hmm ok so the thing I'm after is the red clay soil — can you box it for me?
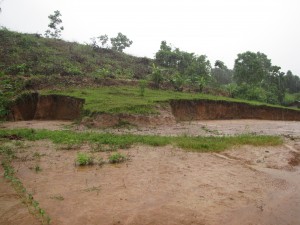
[8,93,84,121]
[170,99,300,121]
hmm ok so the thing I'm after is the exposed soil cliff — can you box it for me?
[9,93,84,121]
[170,99,300,121]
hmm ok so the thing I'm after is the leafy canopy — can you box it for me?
[44,10,64,39]
[110,32,133,52]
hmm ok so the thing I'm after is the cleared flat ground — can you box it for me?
[0,120,300,225]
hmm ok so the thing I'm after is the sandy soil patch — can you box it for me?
[0,120,73,131]
[0,138,299,225]
[1,119,300,224]
[103,119,300,137]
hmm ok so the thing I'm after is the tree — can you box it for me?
[110,32,133,52]
[285,70,300,93]
[211,60,233,86]
[44,10,64,39]
[98,34,109,48]
[214,60,227,70]
[233,51,271,86]
[264,66,286,104]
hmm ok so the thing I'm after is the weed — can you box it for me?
[201,125,221,135]
[98,157,105,166]
[50,195,64,201]
[35,165,42,173]
[58,143,81,150]
[76,152,94,166]
[108,152,127,164]
[84,186,101,193]
[113,120,136,129]
[139,79,147,97]
[33,152,46,158]
[91,143,118,152]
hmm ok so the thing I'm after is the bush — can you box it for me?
[76,152,94,166]
[108,152,127,164]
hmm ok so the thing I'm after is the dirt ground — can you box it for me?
[1,120,300,225]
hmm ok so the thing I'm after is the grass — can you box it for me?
[0,129,283,153]
[108,152,127,164]
[42,86,299,115]
[76,152,94,166]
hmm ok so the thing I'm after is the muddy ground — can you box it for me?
[0,120,300,225]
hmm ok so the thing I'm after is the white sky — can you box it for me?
[0,0,299,74]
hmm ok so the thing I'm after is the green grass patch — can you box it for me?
[0,129,283,153]
[76,152,94,166]
[42,86,299,115]
[108,152,127,164]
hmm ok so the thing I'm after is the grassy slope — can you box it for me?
[0,29,151,79]
[43,86,300,115]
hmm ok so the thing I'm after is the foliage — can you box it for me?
[44,10,64,39]
[108,152,127,164]
[150,64,163,89]
[0,76,26,119]
[155,41,211,91]
[0,29,151,78]
[170,72,186,91]
[76,152,94,166]
[139,79,147,96]
[110,32,133,52]
[211,60,233,86]
[233,51,290,105]
[233,51,271,86]
[98,34,109,48]
[285,70,300,93]
[0,129,283,153]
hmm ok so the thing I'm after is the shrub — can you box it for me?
[108,152,127,164]
[76,152,94,166]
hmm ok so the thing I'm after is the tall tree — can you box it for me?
[212,60,232,85]
[214,60,227,70]
[44,10,64,39]
[264,66,286,104]
[110,33,133,52]
[285,70,300,93]
[233,51,271,86]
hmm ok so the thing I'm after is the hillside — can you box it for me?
[0,28,151,79]
[1,28,300,122]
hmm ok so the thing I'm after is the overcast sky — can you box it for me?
[0,0,299,75]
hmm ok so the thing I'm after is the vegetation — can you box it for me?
[42,86,299,115]
[108,152,127,164]
[44,10,64,39]
[155,41,211,91]
[0,129,283,152]
[0,28,299,115]
[91,32,133,53]
[76,152,94,166]
[0,28,150,78]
